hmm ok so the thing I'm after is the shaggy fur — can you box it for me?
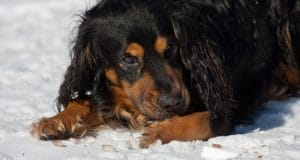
[32,0,300,148]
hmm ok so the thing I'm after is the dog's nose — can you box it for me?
[158,94,184,112]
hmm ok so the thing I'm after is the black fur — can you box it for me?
[57,0,300,137]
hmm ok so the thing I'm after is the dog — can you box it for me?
[32,0,300,148]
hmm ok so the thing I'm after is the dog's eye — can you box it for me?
[122,55,139,66]
[164,43,178,59]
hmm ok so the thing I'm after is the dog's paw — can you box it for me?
[139,120,173,148]
[129,114,149,130]
[139,112,213,148]
[31,115,87,140]
[139,124,160,148]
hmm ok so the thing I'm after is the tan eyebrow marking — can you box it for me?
[126,43,145,58]
[155,36,167,56]
[105,68,119,86]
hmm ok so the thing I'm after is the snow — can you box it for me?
[201,146,239,160]
[0,0,299,159]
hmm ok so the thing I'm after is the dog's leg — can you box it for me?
[140,111,213,148]
[111,86,147,130]
[270,4,300,99]
[31,101,104,140]
[279,64,300,91]
[269,58,300,100]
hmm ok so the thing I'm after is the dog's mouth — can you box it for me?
[135,91,190,121]
[140,103,177,121]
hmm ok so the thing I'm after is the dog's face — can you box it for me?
[83,8,190,120]
[105,37,190,120]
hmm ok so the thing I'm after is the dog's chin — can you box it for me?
[141,105,188,121]
[144,112,175,121]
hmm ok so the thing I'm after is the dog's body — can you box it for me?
[32,0,300,148]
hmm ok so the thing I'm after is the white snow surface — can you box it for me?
[0,0,300,159]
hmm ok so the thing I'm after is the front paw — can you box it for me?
[31,115,87,140]
[139,120,172,148]
[139,112,213,148]
[129,114,149,129]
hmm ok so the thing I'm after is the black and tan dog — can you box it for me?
[32,0,300,148]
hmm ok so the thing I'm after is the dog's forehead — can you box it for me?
[125,36,168,58]
[90,5,174,54]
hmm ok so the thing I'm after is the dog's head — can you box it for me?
[58,1,194,120]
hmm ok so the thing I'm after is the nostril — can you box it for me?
[164,105,173,111]
[174,100,182,106]
[159,95,184,111]
[174,95,183,105]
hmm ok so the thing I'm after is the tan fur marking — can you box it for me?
[126,43,145,58]
[84,45,92,64]
[279,63,300,89]
[105,68,119,86]
[121,73,166,120]
[121,72,155,102]
[111,86,147,129]
[165,64,181,90]
[31,101,104,140]
[140,111,213,148]
[155,36,167,56]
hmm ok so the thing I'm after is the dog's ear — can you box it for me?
[171,16,235,111]
[56,19,108,111]
[170,15,202,70]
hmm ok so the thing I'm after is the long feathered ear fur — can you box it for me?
[270,0,300,97]
[170,11,236,135]
[171,17,235,111]
[56,17,108,111]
